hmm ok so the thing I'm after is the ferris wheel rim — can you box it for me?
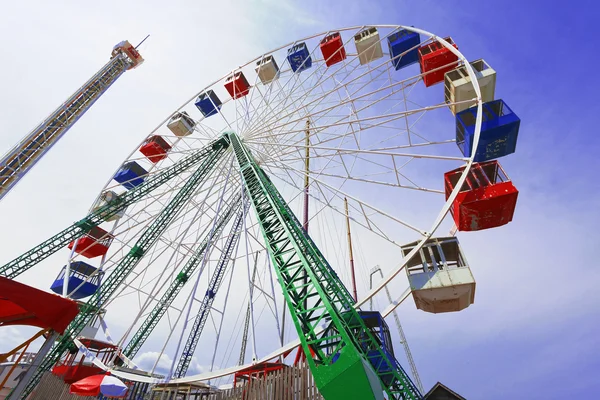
[85,24,480,208]
[65,24,484,382]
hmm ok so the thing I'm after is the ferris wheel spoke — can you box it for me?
[103,190,229,311]
[242,36,346,136]
[99,165,233,272]
[99,160,237,311]
[252,146,428,239]
[242,39,376,140]
[237,61,270,135]
[244,40,391,138]
[262,161,405,247]
[248,101,454,144]
[245,48,428,141]
[248,140,467,163]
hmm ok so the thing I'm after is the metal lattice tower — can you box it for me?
[173,199,250,377]
[0,136,226,280]
[124,193,242,358]
[0,40,144,201]
[370,266,424,393]
[238,251,259,366]
[229,132,421,400]
[7,137,228,400]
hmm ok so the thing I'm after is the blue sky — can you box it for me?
[0,1,598,399]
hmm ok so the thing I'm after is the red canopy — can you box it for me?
[0,276,80,333]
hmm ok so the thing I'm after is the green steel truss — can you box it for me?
[174,198,250,378]
[123,191,242,358]
[229,132,420,400]
[13,136,229,400]
[0,136,229,280]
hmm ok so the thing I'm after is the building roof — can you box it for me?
[423,381,467,400]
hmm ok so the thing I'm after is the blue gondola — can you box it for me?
[387,29,421,70]
[113,161,148,190]
[456,99,521,161]
[326,310,414,388]
[195,90,222,118]
[287,42,312,73]
[50,261,103,299]
[348,311,398,385]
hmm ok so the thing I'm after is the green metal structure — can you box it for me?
[229,132,421,400]
[10,136,229,400]
[123,192,241,358]
[173,199,250,378]
[0,136,228,280]
[6,132,421,400]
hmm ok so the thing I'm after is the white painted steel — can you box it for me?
[445,59,497,115]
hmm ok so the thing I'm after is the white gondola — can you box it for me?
[354,27,383,65]
[167,111,195,137]
[92,190,125,222]
[444,59,497,115]
[255,55,280,84]
[402,236,475,314]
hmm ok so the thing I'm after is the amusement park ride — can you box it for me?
[0,24,520,400]
[0,39,146,203]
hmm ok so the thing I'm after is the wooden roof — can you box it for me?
[423,381,467,400]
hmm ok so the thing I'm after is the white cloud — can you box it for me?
[134,351,173,374]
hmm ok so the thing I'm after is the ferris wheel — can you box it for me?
[5,24,521,400]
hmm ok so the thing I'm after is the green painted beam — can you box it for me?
[0,136,229,280]
[124,192,241,358]
[229,132,420,400]
[11,136,229,400]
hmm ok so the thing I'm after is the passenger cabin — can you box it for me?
[354,311,399,386]
[50,261,103,299]
[92,190,125,222]
[402,237,475,314]
[225,71,251,99]
[113,161,148,190]
[388,29,421,70]
[320,32,346,67]
[167,111,195,137]
[354,27,383,65]
[255,55,280,84]
[139,135,171,163]
[195,90,222,117]
[287,42,312,73]
[52,338,120,384]
[112,40,144,70]
[326,310,403,387]
[418,37,459,87]
[67,226,114,259]
[456,99,520,162]
[444,59,497,115]
[444,160,519,231]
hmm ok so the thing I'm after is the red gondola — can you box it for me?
[444,160,518,231]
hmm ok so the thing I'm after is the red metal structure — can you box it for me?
[418,37,459,87]
[139,135,172,163]
[0,276,79,333]
[444,160,518,231]
[68,226,114,258]
[111,41,144,71]
[52,338,119,384]
[225,71,251,99]
[320,32,347,67]
[233,362,288,388]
